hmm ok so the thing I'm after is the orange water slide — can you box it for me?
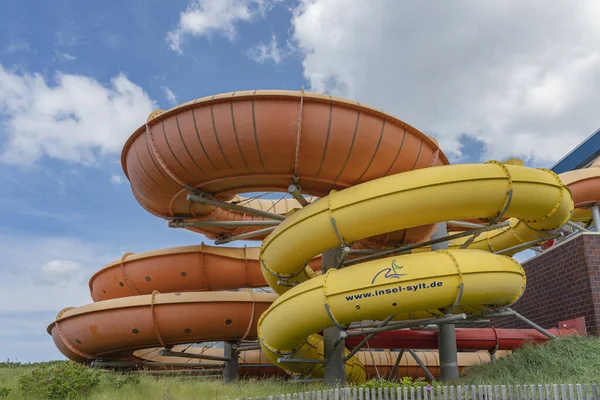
[48,90,596,382]
[122,91,446,244]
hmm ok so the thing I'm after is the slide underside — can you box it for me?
[48,90,600,382]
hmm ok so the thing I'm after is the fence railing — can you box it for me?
[235,384,599,400]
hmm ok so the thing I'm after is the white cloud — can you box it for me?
[167,0,280,53]
[0,65,155,166]
[6,38,32,53]
[0,233,113,312]
[290,0,600,165]
[110,174,125,184]
[162,85,178,106]
[247,33,283,64]
[39,260,82,285]
[55,51,76,61]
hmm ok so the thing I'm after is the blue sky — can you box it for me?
[1,0,599,362]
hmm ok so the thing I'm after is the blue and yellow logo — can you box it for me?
[371,259,407,284]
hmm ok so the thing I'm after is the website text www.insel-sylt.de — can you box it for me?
[344,281,444,301]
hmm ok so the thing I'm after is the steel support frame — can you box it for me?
[388,349,405,380]
[169,220,280,229]
[344,220,511,267]
[214,227,276,245]
[90,360,224,369]
[344,315,395,361]
[322,247,347,386]
[429,222,459,382]
[288,184,309,207]
[342,314,467,338]
[158,349,229,362]
[407,349,437,382]
[223,341,239,383]
[187,192,285,221]
[495,233,562,255]
[593,205,600,232]
[509,308,557,339]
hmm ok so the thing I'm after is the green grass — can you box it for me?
[0,363,325,400]
[2,336,599,399]
[460,335,600,385]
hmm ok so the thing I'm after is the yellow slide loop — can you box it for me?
[323,268,346,330]
[328,189,349,247]
[257,163,573,382]
[437,250,464,315]
[482,160,513,224]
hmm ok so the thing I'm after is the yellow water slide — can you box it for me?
[257,162,573,382]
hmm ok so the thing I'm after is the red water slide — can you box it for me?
[345,318,585,352]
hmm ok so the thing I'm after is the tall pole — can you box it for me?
[592,205,600,232]
[223,341,239,382]
[322,247,346,386]
[432,222,459,382]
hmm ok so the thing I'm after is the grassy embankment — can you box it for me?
[1,336,598,399]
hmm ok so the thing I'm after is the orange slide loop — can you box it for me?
[293,86,305,180]
[150,290,166,348]
[240,289,256,341]
[145,123,192,191]
[243,245,250,288]
[120,252,140,295]
[198,243,210,291]
[54,320,93,360]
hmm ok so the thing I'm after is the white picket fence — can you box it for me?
[235,384,599,400]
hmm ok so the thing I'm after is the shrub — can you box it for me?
[103,372,142,389]
[356,376,438,390]
[18,361,101,399]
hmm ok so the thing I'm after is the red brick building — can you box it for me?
[494,232,600,335]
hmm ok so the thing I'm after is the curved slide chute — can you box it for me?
[49,90,597,383]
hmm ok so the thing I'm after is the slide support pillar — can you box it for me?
[322,247,346,386]
[432,222,460,382]
[223,341,239,383]
[593,205,600,232]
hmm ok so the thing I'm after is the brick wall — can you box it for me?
[493,233,600,335]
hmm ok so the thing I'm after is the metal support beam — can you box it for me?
[567,221,590,233]
[447,220,486,229]
[345,220,511,266]
[277,358,325,364]
[342,314,467,337]
[169,220,280,229]
[388,349,405,380]
[288,184,309,207]
[236,344,263,352]
[223,341,239,383]
[438,323,459,381]
[407,349,437,382]
[323,247,346,386]
[431,222,459,383]
[593,205,600,232]
[90,360,224,369]
[187,193,285,221]
[344,315,395,361]
[510,309,557,339]
[214,227,276,245]
[495,233,561,255]
[158,350,229,362]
